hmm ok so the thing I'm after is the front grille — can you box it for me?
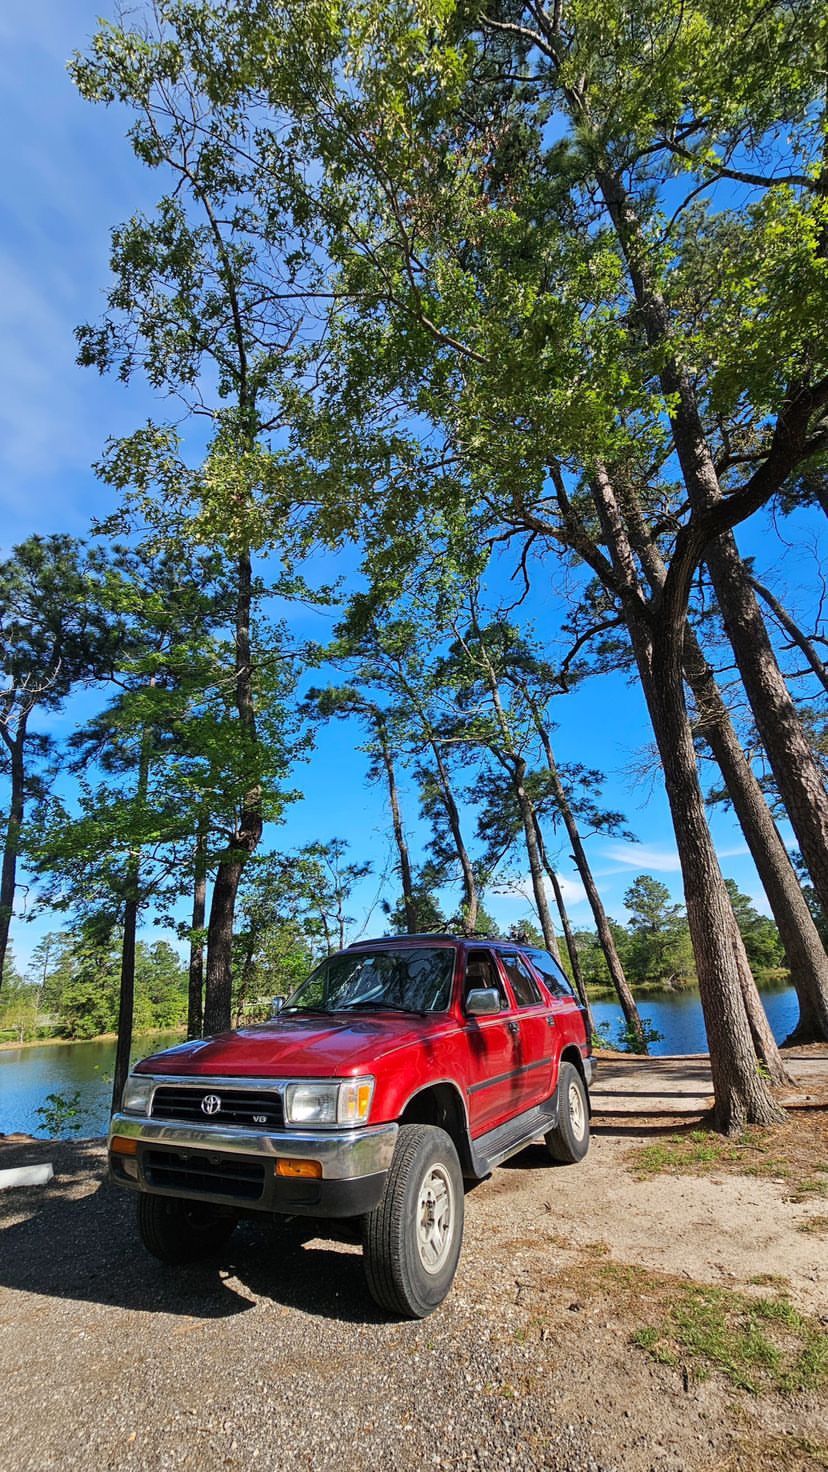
[151,1085,284,1130]
[143,1148,266,1201]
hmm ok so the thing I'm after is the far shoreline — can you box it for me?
[0,1026,187,1055]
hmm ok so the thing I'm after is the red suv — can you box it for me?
[109,935,593,1317]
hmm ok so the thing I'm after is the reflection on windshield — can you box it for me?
[284,948,456,1016]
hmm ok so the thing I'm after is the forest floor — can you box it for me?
[1,1051,826,1472]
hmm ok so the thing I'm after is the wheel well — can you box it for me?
[399,1084,473,1176]
[559,1046,591,1114]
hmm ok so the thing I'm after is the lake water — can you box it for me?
[0,983,801,1139]
[0,1032,183,1140]
[590,981,799,1055]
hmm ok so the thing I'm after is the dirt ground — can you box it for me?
[2,1053,827,1472]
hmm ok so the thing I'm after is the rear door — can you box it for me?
[496,949,557,1110]
[525,948,589,1089]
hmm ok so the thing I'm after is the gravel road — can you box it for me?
[3,1056,826,1472]
[2,1138,625,1472]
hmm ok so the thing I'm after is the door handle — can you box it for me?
[547,1016,556,1027]
[508,1021,519,1036]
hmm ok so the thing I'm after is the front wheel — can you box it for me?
[545,1062,590,1164]
[137,1193,238,1264]
[362,1124,464,1319]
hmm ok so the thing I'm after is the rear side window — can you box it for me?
[526,949,575,999]
[498,952,543,1007]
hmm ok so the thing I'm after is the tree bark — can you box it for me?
[111,890,138,1117]
[204,856,246,1034]
[620,482,828,1044]
[376,713,418,932]
[590,467,784,1129]
[689,644,828,1047]
[0,723,25,994]
[204,548,263,1033]
[512,759,562,961]
[187,820,207,1039]
[705,533,828,915]
[748,576,828,695]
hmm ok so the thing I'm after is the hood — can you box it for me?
[135,1011,455,1078]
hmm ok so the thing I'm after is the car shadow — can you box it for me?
[0,1142,396,1326]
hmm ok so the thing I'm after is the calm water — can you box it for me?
[591,981,799,1055]
[0,984,801,1139]
[0,1032,182,1140]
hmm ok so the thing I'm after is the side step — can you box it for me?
[470,1093,559,1178]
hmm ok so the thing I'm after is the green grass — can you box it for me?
[629,1129,762,1179]
[632,1285,828,1395]
[629,1124,828,1193]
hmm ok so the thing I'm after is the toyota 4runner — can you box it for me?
[109,934,593,1318]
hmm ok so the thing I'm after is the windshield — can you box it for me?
[284,947,456,1016]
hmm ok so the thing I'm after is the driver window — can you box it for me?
[464,950,508,1010]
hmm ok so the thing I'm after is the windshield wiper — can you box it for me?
[336,1000,428,1016]
[282,1005,333,1015]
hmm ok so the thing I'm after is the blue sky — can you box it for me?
[1,1,825,972]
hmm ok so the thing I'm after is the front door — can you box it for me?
[460,948,522,1136]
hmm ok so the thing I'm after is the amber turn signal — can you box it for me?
[110,1135,139,1157]
[275,1157,322,1179]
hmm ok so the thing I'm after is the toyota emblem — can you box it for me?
[201,1093,221,1116]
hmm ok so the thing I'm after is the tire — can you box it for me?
[137,1193,238,1264]
[362,1124,464,1319]
[545,1062,590,1164]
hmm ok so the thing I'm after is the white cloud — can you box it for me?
[602,841,683,873]
[496,872,589,912]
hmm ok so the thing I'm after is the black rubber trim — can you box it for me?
[113,1147,388,1218]
[467,1055,552,1095]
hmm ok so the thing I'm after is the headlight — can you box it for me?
[121,1075,154,1115]
[284,1077,374,1127]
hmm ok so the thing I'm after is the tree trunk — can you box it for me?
[111,890,138,1116]
[590,468,784,1129]
[595,163,828,918]
[0,727,24,995]
[534,813,594,1031]
[203,855,245,1035]
[187,820,207,1039]
[376,715,418,932]
[620,483,828,1043]
[748,576,828,696]
[690,646,828,1047]
[513,761,562,962]
[705,532,828,916]
[533,717,647,1050]
[203,547,263,1033]
[430,739,479,932]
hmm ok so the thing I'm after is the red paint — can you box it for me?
[136,937,590,1141]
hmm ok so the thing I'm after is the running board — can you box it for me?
[469,1093,559,1178]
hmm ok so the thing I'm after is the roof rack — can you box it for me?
[346,933,506,948]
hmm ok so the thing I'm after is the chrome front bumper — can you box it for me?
[109,1112,399,1181]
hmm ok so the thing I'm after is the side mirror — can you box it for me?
[270,995,286,1018]
[465,987,502,1016]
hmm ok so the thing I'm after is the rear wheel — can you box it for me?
[545,1062,590,1164]
[137,1193,238,1264]
[362,1124,464,1319]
